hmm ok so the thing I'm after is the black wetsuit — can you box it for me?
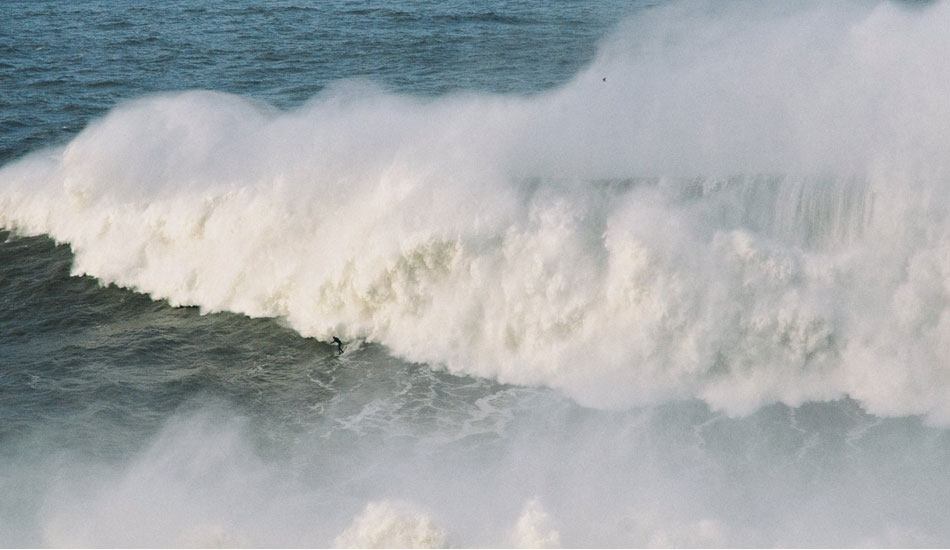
[331,336,344,354]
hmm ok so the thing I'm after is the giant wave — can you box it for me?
[3,0,950,421]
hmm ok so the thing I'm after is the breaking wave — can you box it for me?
[4,0,950,421]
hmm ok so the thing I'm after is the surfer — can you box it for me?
[331,336,345,355]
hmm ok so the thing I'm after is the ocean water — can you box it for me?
[4,0,950,546]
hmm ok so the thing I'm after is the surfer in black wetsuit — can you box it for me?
[331,336,345,355]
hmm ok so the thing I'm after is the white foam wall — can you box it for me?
[4,0,950,421]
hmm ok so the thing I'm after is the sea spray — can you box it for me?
[4,0,950,422]
[334,501,446,549]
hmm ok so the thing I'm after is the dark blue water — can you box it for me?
[4,0,950,546]
[0,0,636,164]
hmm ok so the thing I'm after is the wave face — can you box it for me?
[4,0,950,422]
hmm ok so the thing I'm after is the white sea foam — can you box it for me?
[4,0,950,420]
[510,498,561,548]
[334,501,446,549]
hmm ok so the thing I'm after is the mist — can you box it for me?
[5,384,950,547]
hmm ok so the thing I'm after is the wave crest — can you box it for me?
[5,0,950,422]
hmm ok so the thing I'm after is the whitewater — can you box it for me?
[4,0,950,546]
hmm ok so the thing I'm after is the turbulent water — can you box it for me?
[4,0,950,546]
